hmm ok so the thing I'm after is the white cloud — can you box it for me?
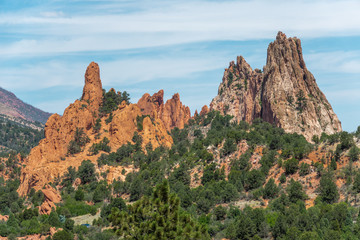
[1,0,360,57]
[305,51,360,74]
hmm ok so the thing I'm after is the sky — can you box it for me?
[0,0,360,132]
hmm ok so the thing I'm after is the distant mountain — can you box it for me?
[0,87,51,124]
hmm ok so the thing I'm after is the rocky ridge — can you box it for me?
[211,32,342,141]
[137,90,191,131]
[18,62,174,197]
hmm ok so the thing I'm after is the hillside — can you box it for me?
[0,33,359,240]
[0,87,51,124]
[0,115,44,155]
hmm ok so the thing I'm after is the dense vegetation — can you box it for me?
[3,100,360,239]
[0,115,44,156]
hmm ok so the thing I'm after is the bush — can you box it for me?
[299,163,310,176]
[52,230,74,240]
[98,89,130,117]
[75,190,84,201]
[319,171,339,204]
[77,160,97,184]
[89,137,111,155]
[284,158,299,175]
[263,178,279,199]
[287,179,307,203]
[67,128,90,155]
[213,206,227,221]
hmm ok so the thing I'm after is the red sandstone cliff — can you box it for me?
[137,90,191,131]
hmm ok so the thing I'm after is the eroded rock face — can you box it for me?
[137,90,191,131]
[81,62,103,113]
[38,185,61,215]
[211,32,342,141]
[18,63,173,197]
[199,105,209,116]
[210,56,263,123]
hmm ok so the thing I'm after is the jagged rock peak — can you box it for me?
[81,62,103,110]
[137,90,191,131]
[200,105,209,116]
[210,31,342,141]
[210,55,263,123]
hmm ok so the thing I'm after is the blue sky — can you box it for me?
[0,0,360,132]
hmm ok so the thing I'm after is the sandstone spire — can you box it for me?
[81,62,103,111]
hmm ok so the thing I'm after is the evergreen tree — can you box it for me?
[319,171,339,204]
[109,180,209,239]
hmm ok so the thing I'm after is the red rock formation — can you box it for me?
[81,62,103,113]
[18,63,173,197]
[199,105,209,116]
[38,185,61,215]
[211,32,342,141]
[137,90,191,131]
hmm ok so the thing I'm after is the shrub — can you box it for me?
[67,128,90,155]
[75,190,84,201]
[263,178,279,199]
[89,137,111,155]
[77,160,97,184]
[284,158,299,175]
[299,162,310,176]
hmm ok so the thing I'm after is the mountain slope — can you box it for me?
[0,87,51,124]
[210,32,342,141]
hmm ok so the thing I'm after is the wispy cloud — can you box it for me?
[306,51,360,74]
[1,0,360,57]
[1,0,360,131]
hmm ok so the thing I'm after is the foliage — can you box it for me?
[318,171,339,204]
[67,128,90,155]
[109,180,210,239]
[284,158,299,175]
[99,89,130,117]
[263,178,279,199]
[89,137,111,155]
[77,160,97,184]
[0,116,44,155]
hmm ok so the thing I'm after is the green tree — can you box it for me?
[52,230,74,240]
[213,206,227,221]
[349,146,360,162]
[77,160,97,184]
[75,189,84,201]
[319,171,339,204]
[263,178,279,199]
[48,210,61,227]
[287,179,307,203]
[64,219,75,232]
[67,128,90,155]
[284,158,299,175]
[110,180,209,239]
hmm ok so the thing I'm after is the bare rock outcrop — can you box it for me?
[200,105,209,116]
[137,90,191,131]
[18,63,173,197]
[38,185,61,215]
[211,32,342,141]
[210,56,263,123]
